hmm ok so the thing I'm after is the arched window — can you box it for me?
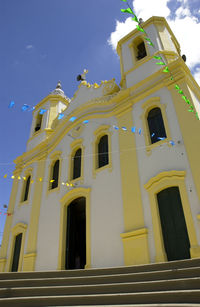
[72,148,82,180]
[22,175,31,202]
[34,113,43,132]
[51,160,60,189]
[11,233,23,272]
[147,107,167,144]
[98,135,109,168]
[135,40,147,61]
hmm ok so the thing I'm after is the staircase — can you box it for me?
[0,258,200,307]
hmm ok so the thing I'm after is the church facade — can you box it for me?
[1,16,200,272]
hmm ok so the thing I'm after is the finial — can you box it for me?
[56,81,62,89]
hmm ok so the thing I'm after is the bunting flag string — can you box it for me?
[120,0,199,120]
[0,174,75,188]
[0,112,175,172]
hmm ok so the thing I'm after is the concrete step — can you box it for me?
[0,257,200,280]
[45,305,200,307]
[0,266,199,288]
[0,290,200,307]
[0,277,199,298]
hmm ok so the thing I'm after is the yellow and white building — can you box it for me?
[1,16,200,272]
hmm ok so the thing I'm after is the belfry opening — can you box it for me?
[65,197,86,269]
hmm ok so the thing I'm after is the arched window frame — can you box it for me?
[147,107,167,145]
[20,168,33,205]
[68,139,84,184]
[7,223,27,272]
[141,97,171,155]
[129,36,149,67]
[144,170,200,262]
[93,126,112,178]
[34,112,43,134]
[47,151,62,192]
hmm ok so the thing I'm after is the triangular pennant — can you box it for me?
[156,62,166,66]
[58,113,64,120]
[136,25,145,32]
[163,67,169,73]
[121,8,134,14]
[8,101,15,108]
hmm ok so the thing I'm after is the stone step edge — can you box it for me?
[45,305,200,307]
[0,258,200,280]
[0,276,199,294]
[0,289,200,302]
[0,266,199,285]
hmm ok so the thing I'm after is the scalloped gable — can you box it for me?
[67,79,120,114]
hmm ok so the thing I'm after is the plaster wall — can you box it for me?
[132,87,200,261]
[35,117,124,270]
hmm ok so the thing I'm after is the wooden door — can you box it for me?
[157,187,190,261]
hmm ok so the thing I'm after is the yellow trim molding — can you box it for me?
[117,110,150,265]
[92,125,112,178]
[68,139,84,184]
[120,228,149,266]
[58,187,91,270]
[47,151,62,193]
[19,167,33,206]
[0,171,21,272]
[23,153,47,271]
[168,78,200,211]
[144,170,200,262]
[141,97,172,155]
[7,223,27,272]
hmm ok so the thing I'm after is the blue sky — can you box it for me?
[0,0,199,242]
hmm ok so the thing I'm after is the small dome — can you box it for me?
[51,81,69,99]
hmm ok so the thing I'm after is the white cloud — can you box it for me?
[108,17,135,50]
[26,45,33,50]
[108,0,200,84]
[132,0,170,20]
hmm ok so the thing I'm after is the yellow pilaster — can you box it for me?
[117,109,150,265]
[0,168,21,272]
[23,154,47,271]
[169,79,200,206]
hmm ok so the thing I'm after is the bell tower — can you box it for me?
[27,81,69,151]
[117,16,181,89]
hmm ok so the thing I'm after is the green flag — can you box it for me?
[156,62,166,65]
[136,25,145,32]
[163,67,169,73]
[132,16,139,22]
[121,8,134,14]
[153,56,162,60]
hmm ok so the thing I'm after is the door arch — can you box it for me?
[157,186,190,261]
[65,197,86,269]
[58,187,91,270]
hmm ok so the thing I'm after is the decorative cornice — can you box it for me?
[144,170,186,191]
[120,228,148,239]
